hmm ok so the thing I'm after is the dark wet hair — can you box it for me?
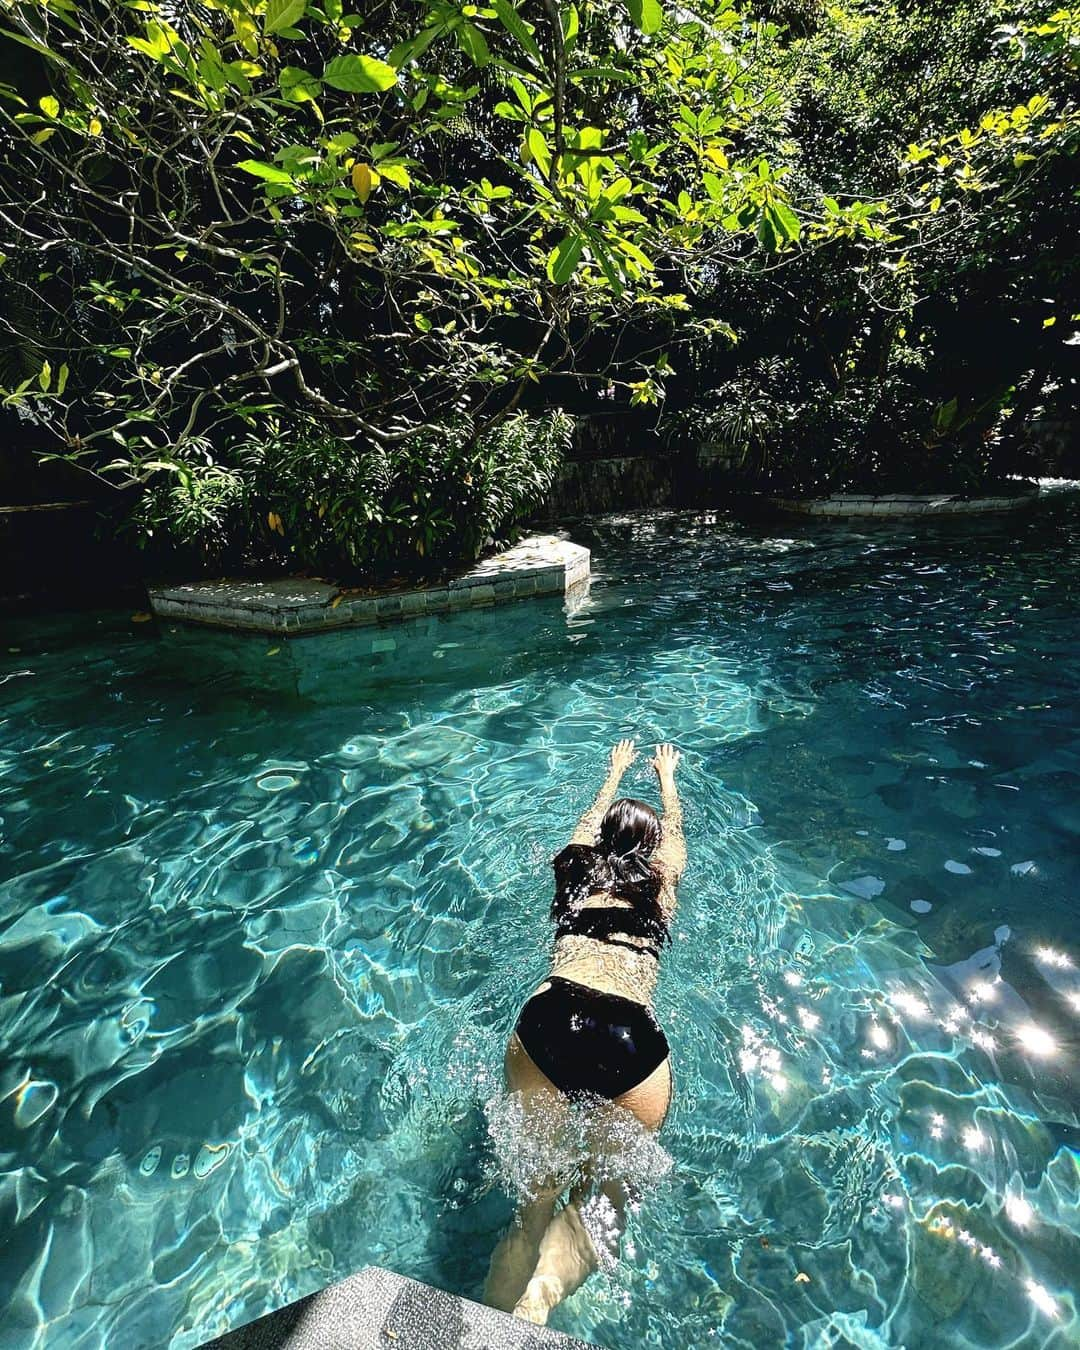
[551,798,666,935]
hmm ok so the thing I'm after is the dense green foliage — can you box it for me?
[670,0,1080,490]
[0,0,1077,569]
[132,410,571,569]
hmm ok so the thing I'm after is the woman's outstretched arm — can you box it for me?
[569,739,635,845]
[651,744,686,923]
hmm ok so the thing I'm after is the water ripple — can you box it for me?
[1,501,1078,1347]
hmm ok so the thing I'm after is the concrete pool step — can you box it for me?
[203,1266,599,1350]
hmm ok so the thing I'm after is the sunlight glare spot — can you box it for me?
[1016,1023,1057,1057]
[1035,946,1072,969]
[892,990,932,1019]
[1026,1281,1059,1319]
[797,1006,821,1030]
[1005,1193,1034,1228]
[961,1125,985,1151]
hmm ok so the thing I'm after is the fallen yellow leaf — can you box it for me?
[131,611,152,623]
[266,647,280,656]
[794,1271,811,1285]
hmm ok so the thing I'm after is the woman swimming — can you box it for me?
[485,739,686,1325]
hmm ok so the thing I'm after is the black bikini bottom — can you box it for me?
[515,976,670,1100]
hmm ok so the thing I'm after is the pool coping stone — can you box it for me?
[766,490,1039,519]
[200,1265,599,1350]
[149,535,590,635]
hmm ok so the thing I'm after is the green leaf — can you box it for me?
[492,0,543,66]
[457,20,490,66]
[38,360,51,392]
[509,76,533,115]
[127,21,177,61]
[378,162,411,188]
[626,0,663,35]
[323,53,398,92]
[601,176,632,204]
[324,131,358,153]
[562,4,580,44]
[0,26,72,66]
[265,0,306,35]
[39,95,59,118]
[755,208,779,252]
[525,127,552,175]
[56,362,69,395]
[616,237,653,271]
[236,159,294,183]
[933,397,959,432]
[547,234,583,284]
[280,65,321,102]
[388,23,441,69]
[569,65,633,82]
[768,198,801,242]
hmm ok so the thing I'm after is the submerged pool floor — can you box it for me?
[1,504,1078,1348]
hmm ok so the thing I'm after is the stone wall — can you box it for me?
[541,455,674,517]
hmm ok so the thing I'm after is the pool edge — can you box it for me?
[198,1265,601,1349]
[148,536,591,636]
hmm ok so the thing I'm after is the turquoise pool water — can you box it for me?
[2,500,1078,1349]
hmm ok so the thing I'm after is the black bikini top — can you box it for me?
[554,899,668,961]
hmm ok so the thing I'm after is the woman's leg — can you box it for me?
[484,1032,569,1312]
[513,1056,672,1325]
[484,1186,560,1312]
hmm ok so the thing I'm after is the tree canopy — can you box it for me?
[1,0,1077,570]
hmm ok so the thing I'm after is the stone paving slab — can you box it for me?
[202,1266,598,1350]
[149,536,590,635]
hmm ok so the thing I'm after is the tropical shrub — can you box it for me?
[131,411,572,575]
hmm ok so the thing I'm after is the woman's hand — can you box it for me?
[610,738,636,774]
[651,743,681,783]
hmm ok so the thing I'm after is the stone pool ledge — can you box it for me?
[202,1265,598,1350]
[148,535,590,635]
[766,490,1039,519]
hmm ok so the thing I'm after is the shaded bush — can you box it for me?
[132,412,572,578]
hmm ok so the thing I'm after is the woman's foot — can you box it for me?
[513,1274,562,1325]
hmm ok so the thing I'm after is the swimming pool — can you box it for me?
[1,500,1078,1348]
